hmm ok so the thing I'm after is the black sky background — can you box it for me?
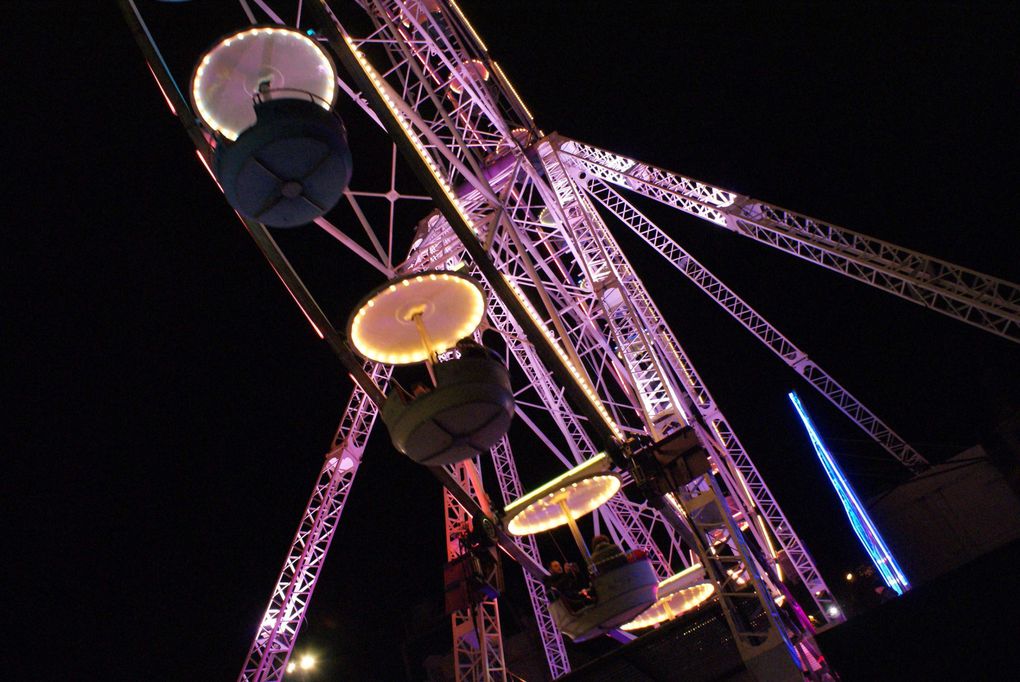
[9,2,1019,680]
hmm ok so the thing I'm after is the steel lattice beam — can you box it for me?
[445,461,509,682]
[560,138,1020,343]
[535,141,841,619]
[488,437,571,679]
[328,0,841,630]
[123,0,882,676]
[580,174,931,475]
[239,363,391,682]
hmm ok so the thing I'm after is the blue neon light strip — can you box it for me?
[788,392,910,595]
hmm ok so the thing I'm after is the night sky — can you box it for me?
[11,2,1019,680]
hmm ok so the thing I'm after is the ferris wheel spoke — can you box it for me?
[559,137,1020,343]
[581,175,931,475]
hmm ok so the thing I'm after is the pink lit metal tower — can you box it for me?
[120,1,1020,680]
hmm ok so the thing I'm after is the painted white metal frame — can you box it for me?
[573,165,930,474]
[340,0,842,639]
[445,460,508,682]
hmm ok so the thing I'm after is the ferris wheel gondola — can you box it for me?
[191,26,352,227]
[503,454,659,642]
[347,271,514,466]
[119,2,1013,678]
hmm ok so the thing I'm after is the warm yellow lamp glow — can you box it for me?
[505,454,608,514]
[506,475,620,535]
[504,454,620,535]
[620,565,715,630]
[347,271,485,364]
[191,27,337,141]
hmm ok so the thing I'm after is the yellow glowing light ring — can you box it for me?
[504,453,609,516]
[348,272,485,365]
[505,474,620,536]
[619,582,715,630]
[192,27,337,141]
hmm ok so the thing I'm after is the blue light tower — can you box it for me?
[788,391,910,595]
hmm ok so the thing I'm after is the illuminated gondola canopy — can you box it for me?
[620,564,715,630]
[348,271,486,365]
[191,27,352,227]
[503,454,620,535]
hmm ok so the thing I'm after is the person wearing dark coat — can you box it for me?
[544,560,590,612]
[590,535,627,572]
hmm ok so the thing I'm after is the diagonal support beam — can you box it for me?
[582,176,930,475]
[559,137,1020,344]
[239,362,391,682]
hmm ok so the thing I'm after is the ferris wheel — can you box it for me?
[119,1,1020,681]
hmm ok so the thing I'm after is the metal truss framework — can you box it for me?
[540,140,838,617]
[408,218,689,582]
[660,483,805,680]
[445,461,508,682]
[333,0,840,644]
[562,140,1020,344]
[487,437,571,679]
[239,363,391,682]
[571,163,931,474]
[121,1,1020,680]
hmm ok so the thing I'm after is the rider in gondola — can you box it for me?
[590,535,628,573]
[544,560,592,612]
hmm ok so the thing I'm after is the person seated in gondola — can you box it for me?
[390,380,431,404]
[544,560,591,612]
[454,336,500,361]
[564,559,589,589]
[590,535,628,573]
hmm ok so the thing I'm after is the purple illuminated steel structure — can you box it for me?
[789,392,910,596]
[118,1,1019,680]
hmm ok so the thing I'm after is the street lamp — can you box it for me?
[286,653,316,678]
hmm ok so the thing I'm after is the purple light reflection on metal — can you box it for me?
[237,363,391,682]
[788,392,910,596]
